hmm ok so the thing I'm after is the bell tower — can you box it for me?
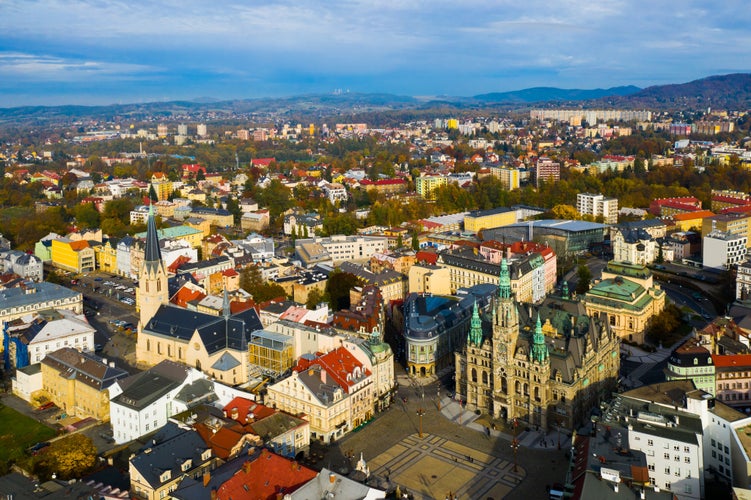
[137,205,168,332]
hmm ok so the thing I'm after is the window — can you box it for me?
[684,456,690,464]
[683,446,690,453]
[647,439,653,446]
[664,452,670,459]
[648,464,654,471]
[664,467,670,475]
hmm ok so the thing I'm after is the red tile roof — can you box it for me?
[223,397,275,424]
[294,347,370,394]
[712,354,751,368]
[216,450,316,500]
[415,251,438,265]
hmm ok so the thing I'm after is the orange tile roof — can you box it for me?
[673,210,715,221]
[69,240,90,251]
[171,286,206,307]
[216,450,315,500]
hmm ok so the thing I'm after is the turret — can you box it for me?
[530,313,549,364]
[468,300,483,347]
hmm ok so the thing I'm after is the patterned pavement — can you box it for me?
[369,433,525,500]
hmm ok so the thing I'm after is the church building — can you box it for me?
[455,259,620,430]
[135,206,262,386]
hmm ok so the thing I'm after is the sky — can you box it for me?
[1,0,750,107]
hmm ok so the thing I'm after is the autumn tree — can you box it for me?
[325,270,361,311]
[305,288,327,310]
[240,265,287,303]
[33,434,97,480]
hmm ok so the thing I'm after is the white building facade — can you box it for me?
[703,231,747,270]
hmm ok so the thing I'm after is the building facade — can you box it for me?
[455,259,620,430]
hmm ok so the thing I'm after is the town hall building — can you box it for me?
[455,259,620,430]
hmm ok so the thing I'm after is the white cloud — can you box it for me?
[0,52,157,81]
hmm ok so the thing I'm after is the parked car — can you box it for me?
[36,402,56,411]
[29,442,50,455]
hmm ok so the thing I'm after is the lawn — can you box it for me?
[0,404,57,465]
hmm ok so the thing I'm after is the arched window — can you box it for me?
[471,368,477,383]
[515,381,521,394]
[501,377,508,394]
[534,386,540,401]
[523,383,529,395]
[482,371,488,385]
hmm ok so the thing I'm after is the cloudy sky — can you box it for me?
[1,0,749,106]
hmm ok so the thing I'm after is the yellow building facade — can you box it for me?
[95,239,118,273]
[463,207,517,233]
[40,348,127,421]
[50,239,96,273]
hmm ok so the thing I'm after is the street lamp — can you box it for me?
[416,408,425,438]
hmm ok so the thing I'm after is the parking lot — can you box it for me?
[68,272,140,371]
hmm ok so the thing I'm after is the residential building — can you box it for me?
[109,360,205,443]
[50,238,95,273]
[415,174,446,200]
[189,206,234,227]
[265,346,374,443]
[599,384,705,499]
[437,246,553,303]
[490,165,520,190]
[288,467,386,500]
[283,213,323,237]
[611,227,660,265]
[650,197,703,217]
[665,337,716,395]
[150,172,173,201]
[408,263,451,295]
[339,261,407,304]
[321,182,348,204]
[134,225,203,249]
[576,193,619,224]
[455,261,619,430]
[94,238,118,274]
[711,189,751,212]
[703,231,748,270]
[295,235,388,267]
[0,250,43,281]
[240,209,270,232]
[535,157,560,187]
[703,213,751,249]
[358,178,407,194]
[672,210,716,232]
[0,282,83,330]
[737,259,751,301]
[714,354,751,408]
[129,423,216,500]
[40,347,128,421]
[3,309,95,370]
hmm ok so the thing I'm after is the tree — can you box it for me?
[33,434,97,480]
[575,265,592,295]
[325,270,361,310]
[240,265,287,303]
[550,204,580,220]
[148,184,159,202]
[411,232,420,251]
[305,288,327,310]
[72,202,100,229]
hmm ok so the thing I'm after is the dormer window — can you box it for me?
[201,449,212,461]
[181,459,192,471]
[160,470,171,482]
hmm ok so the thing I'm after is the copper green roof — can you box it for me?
[586,277,662,311]
[605,261,652,279]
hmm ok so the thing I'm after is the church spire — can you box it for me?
[144,203,162,271]
[498,258,511,299]
[468,300,483,346]
[530,313,549,364]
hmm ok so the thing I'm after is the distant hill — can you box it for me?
[1,73,750,124]
[473,86,640,103]
[600,73,751,109]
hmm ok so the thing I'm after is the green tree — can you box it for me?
[325,269,361,310]
[240,265,287,303]
[575,265,592,295]
[72,202,100,229]
[148,184,158,202]
[305,288,327,310]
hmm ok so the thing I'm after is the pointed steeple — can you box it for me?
[468,300,483,346]
[498,258,511,299]
[143,203,162,271]
[530,313,549,364]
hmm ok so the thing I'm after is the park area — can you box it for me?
[0,404,56,472]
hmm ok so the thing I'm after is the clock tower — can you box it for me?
[137,205,168,334]
[492,258,518,420]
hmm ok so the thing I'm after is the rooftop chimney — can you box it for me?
[329,473,337,484]
[203,472,211,487]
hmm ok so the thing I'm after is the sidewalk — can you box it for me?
[438,395,571,451]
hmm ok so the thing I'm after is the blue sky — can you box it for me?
[1,0,750,107]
